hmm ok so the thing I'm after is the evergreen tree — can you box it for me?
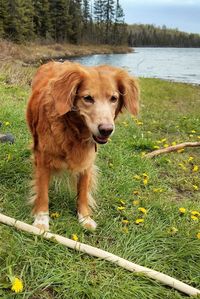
[113,0,127,45]
[0,0,139,46]
[69,0,83,43]
[49,0,72,42]
[32,0,51,40]
[82,0,93,43]
[93,0,105,43]
[102,0,115,43]
[20,0,35,40]
[93,0,104,23]
[0,0,8,37]
[82,0,91,25]
[3,0,24,42]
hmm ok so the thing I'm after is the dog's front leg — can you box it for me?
[32,157,51,231]
[77,168,97,230]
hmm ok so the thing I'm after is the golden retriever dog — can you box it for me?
[26,61,139,231]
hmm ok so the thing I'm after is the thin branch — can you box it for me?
[145,142,200,158]
[0,213,200,297]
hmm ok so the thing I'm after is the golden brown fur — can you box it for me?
[26,61,139,230]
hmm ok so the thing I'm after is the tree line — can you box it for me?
[0,1,200,47]
[128,24,200,47]
[0,0,126,45]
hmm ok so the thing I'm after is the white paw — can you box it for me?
[33,212,49,231]
[78,213,97,231]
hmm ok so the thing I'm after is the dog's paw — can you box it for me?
[33,212,49,232]
[78,213,97,231]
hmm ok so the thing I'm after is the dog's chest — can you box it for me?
[63,142,96,172]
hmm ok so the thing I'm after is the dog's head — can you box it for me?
[50,62,139,144]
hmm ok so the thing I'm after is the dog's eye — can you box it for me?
[83,95,94,104]
[110,95,118,103]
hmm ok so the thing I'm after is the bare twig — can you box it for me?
[0,213,200,297]
[145,142,200,158]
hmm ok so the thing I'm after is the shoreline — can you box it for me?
[0,40,132,64]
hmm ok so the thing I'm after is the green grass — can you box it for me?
[0,72,200,298]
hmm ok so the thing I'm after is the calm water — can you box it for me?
[70,48,200,84]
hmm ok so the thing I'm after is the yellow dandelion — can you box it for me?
[168,227,178,235]
[189,134,194,138]
[5,121,10,126]
[71,234,78,241]
[179,207,186,214]
[133,200,140,206]
[143,178,148,186]
[177,148,184,153]
[193,185,199,191]
[135,119,143,126]
[188,156,194,162]
[193,165,199,172]
[138,207,147,215]
[191,211,200,217]
[117,206,125,211]
[161,138,167,143]
[135,218,144,225]
[191,215,199,221]
[171,141,177,146]
[157,138,167,144]
[50,212,60,219]
[143,173,148,178]
[197,232,200,239]
[122,219,129,225]
[153,145,160,149]
[164,144,169,148]
[190,130,196,133]
[11,277,23,293]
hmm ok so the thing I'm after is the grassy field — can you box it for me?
[0,64,200,298]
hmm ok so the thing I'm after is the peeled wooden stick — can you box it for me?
[145,142,200,158]
[0,213,200,297]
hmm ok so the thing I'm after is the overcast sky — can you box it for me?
[122,0,200,34]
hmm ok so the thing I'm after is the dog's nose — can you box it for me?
[98,124,114,137]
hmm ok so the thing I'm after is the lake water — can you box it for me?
[70,48,200,85]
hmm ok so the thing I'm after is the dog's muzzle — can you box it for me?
[93,124,114,144]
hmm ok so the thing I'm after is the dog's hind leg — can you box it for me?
[77,167,97,231]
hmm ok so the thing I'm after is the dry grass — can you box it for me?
[0,39,132,64]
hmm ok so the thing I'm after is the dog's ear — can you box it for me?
[116,70,139,116]
[50,66,84,116]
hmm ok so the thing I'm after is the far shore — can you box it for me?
[0,40,132,64]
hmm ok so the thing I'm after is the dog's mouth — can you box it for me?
[92,135,108,144]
